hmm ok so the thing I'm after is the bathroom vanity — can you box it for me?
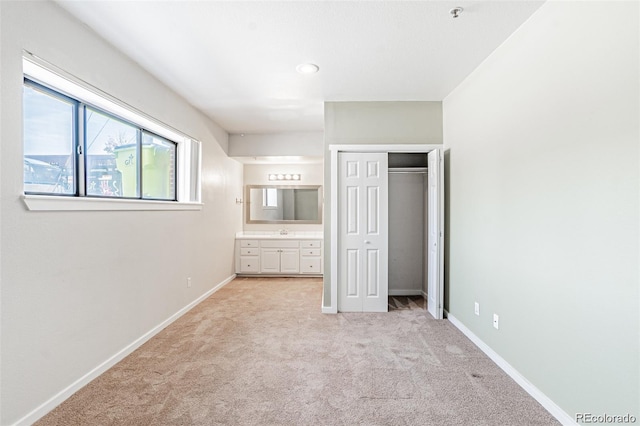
[235,232,323,276]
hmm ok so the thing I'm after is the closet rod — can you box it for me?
[388,167,428,174]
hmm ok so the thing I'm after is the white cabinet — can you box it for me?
[300,241,322,274]
[280,249,301,273]
[238,240,260,273]
[235,237,322,276]
[260,248,281,273]
[261,248,300,273]
[260,240,300,273]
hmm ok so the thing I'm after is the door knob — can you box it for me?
[364,240,371,244]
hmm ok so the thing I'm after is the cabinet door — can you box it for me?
[260,249,280,273]
[280,249,300,273]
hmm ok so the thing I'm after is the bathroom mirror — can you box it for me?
[246,185,322,224]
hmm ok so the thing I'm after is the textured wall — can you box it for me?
[444,1,639,419]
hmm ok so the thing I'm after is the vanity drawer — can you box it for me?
[240,240,259,248]
[300,258,321,274]
[239,256,260,273]
[260,240,299,248]
[300,240,322,249]
[240,248,258,256]
[301,248,320,257]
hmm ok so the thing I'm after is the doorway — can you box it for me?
[388,153,428,301]
[329,144,444,318]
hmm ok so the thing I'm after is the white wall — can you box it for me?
[444,1,638,420]
[323,101,443,307]
[0,1,243,424]
[243,162,323,232]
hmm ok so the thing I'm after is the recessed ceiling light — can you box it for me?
[296,63,319,74]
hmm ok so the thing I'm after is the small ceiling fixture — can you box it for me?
[296,63,319,74]
[450,7,463,18]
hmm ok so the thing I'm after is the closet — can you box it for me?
[332,145,444,318]
[388,153,428,299]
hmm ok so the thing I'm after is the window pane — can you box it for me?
[142,132,176,200]
[23,84,75,194]
[263,188,278,207]
[85,107,138,198]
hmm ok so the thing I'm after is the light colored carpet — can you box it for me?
[37,277,559,425]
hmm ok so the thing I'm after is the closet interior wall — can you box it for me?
[388,153,429,299]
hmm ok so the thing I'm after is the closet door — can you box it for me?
[338,152,388,312]
[427,148,444,319]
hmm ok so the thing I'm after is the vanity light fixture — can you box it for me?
[269,173,301,181]
[296,63,319,74]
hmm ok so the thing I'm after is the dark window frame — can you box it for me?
[23,79,80,197]
[23,78,178,202]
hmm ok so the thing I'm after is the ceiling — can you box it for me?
[56,1,544,135]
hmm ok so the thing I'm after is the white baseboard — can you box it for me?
[446,313,576,426]
[389,289,423,296]
[15,274,237,426]
[421,290,428,299]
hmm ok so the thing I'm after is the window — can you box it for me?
[263,188,278,208]
[22,54,201,211]
[85,106,141,198]
[23,84,76,195]
[24,78,179,202]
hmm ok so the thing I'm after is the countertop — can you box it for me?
[235,231,323,240]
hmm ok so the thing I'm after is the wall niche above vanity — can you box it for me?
[237,163,324,276]
[246,185,322,224]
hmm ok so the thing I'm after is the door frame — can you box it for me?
[327,144,444,314]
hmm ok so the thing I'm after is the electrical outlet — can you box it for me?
[187,277,192,288]
[474,302,480,316]
[493,314,499,330]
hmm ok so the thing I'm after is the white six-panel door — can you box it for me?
[427,148,444,319]
[338,152,388,312]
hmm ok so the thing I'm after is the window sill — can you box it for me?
[23,195,204,212]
